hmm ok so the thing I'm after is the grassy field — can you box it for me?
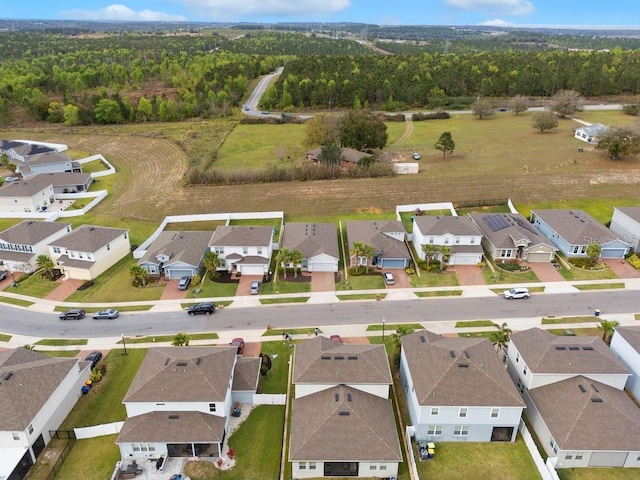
[0,296,34,307]
[455,320,496,328]
[262,279,311,294]
[258,340,293,394]
[557,468,640,480]
[574,282,625,290]
[482,266,540,285]
[188,277,239,298]
[414,290,463,297]
[35,338,87,346]
[52,435,120,480]
[11,274,59,298]
[366,323,424,331]
[260,296,309,304]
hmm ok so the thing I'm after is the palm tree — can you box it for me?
[275,247,291,280]
[489,322,512,352]
[438,245,452,270]
[203,251,222,283]
[586,242,602,267]
[290,249,304,278]
[172,332,190,346]
[36,255,56,281]
[391,325,415,348]
[597,319,619,345]
[129,264,149,287]
[349,242,365,273]
[421,243,437,266]
[361,243,376,274]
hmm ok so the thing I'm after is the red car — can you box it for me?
[231,338,245,355]
[330,335,342,343]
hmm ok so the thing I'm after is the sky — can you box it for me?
[2,0,638,28]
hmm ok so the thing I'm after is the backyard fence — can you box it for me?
[42,430,76,480]
[74,421,124,439]
[252,393,286,405]
[405,426,420,480]
[518,420,560,480]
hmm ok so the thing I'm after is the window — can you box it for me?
[87,254,93,261]
[565,454,573,460]
[107,244,111,251]
[523,365,528,376]
[575,453,584,460]
[53,246,61,254]
[444,237,450,244]
[12,432,20,441]
[299,463,306,470]
[470,237,476,244]
[28,424,34,434]
[580,246,586,254]
[491,408,500,418]
[430,407,439,416]
[243,247,248,254]
[371,464,377,471]
[455,237,460,244]
[454,426,469,436]
[459,407,468,418]
[500,249,512,258]
[515,352,519,363]
[309,462,316,470]
[209,403,216,412]
[215,247,224,254]
[78,253,84,259]
[380,465,387,471]
[429,237,434,243]
[573,246,580,254]
[257,247,263,255]
[427,425,443,436]
[124,232,128,239]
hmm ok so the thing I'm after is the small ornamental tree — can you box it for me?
[510,95,530,115]
[531,111,559,132]
[596,126,640,160]
[434,131,455,158]
[547,89,584,118]
[471,98,495,120]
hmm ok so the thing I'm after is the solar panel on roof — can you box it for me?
[483,214,510,232]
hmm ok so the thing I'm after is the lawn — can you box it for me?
[260,296,309,304]
[455,320,496,328]
[366,323,424,331]
[482,266,540,285]
[416,434,540,480]
[35,338,88,346]
[52,435,120,480]
[337,293,385,301]
[188,277,239,298]
[337,273,386,290]
[542,316,599,325]
[38,350,81,357]
[0,333,11,342]
[414,290,463,297]
[410,270,460,287]
[557,468,640,480]
[64,255,164,303]
[11,274,59,298]
[557,264,619,281]
[263,327,318,337]
[261,279,311,294]
[119,332,219,344]
[0,296,34,307]
[258,340,294,394]
[574,282,625,290]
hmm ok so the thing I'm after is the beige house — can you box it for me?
[48,225,130,280]
[0,176,55,213]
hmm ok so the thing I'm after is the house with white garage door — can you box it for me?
[531,209,631,259]
[346,220,411,269]
[412,215,484,265]
[209,225,274,276]
[138,230,213,279]
[609,207,640,253]
[281,222,339,272]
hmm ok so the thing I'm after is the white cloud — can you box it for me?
[479,18,512,26]
[175,0,351,19]
[59,4,187,22]
[445,0,534,16]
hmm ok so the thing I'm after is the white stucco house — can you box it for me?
[400,330,524,443]
[209,226,275,276]
[48,225,130,280]
[574,123,609,144]
[138,230,213,279]
[609,206,640,253]
[0,176,55,214]
[412,215,484,265]
[610,326,640,402]
[280,222,339,272]
[0,139,80,178]
[0,349,91,480]
[289,337,402,478]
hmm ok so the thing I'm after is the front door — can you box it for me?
[324,462,358,476]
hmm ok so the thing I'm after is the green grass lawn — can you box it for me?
[0,333,11,342]
[417,435,540,480]
[557,265,618,281]
[366,323,424,331]
[263,327,318,337]
[61,348,147,429]
[52,435,120,480]
[337,273,386,290]
[11,274,59,298]
[574,282,625,290]
[542,316,599,325]
[557,468,640,480]
[258,340,294,394]
[261,279,311,294]
[119,332,219,344]
[337,293,385,301]
[79,159,110,174]
[35,338,88,346]
[455,320,496,328]
[37,350,81,357]
[260,296,309,304]
[414,290,463,297]
[410,271,460,287]
[188,277,239,298]
[65,255,164,303]
[482,266,540,285]
[0,296,34,307]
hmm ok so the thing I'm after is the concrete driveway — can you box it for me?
[527,262,565,282]
[383,269,410,289]
[236,275,263,296]
[160,278,190,300]
[603,258,640,278]
[311,272,336,292]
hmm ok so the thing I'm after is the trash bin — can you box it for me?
[232,406,241,417]
[595,309,601,317]
[419,448,429,460]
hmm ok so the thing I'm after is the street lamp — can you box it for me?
[382,318,386,344]
[121,334,128,356]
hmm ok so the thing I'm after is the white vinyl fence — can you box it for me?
[252,394,286,405]
[518,420,560,480]
[75,421,124,439]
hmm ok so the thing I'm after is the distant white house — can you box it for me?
[609,207,640,253]
[574,123,609,144]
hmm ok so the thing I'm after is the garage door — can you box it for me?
[588,451,627,467]
[601,248,626,258]
[451,254,480,265]
[380,259,407,268]
[239,265,265,276]
[526,252,552,263]
[309,262,336,272]
[167,269,194,280]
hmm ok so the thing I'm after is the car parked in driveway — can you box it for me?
[231,338,245,355]
[187,302,215,315]
[92,309,119,320]
[0,271,7,281]
[503,287,530,299]
[178,276,191,290]
[250,281,261,295]
[383,272,395,285]
[330,335,342,343]
[85,351,102,369]
[59,308,86,320]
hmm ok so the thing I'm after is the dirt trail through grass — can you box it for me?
[394,115,413,145]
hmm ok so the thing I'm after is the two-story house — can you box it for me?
[346,220,411,269]
[0,349,91,480]
[608,207,640,253]
[0,176,55,213]
[0,140,80,178]
[138,230,213,279]
[0,220,71,274]
[610,326,640,402]
[289,337,402,478]
[280,222,339,272]
[116,346,260,460]
[412,215,484,265]
[400,330,525,443]
[48,225,130,280]
[531,209,631,258]
[209,226,274,276]
[507,328,640,469]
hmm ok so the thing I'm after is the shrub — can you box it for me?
[622,104,640,116]
[77,280,94,291]
[412,111,451,121]
[90,368,103,383]
[417,260,428,271]
[627,254,640,269]
[405,267,415,275]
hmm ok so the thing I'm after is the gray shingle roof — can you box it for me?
[232,357,261,392]
[414,215,482,236]
[305,147,372,164]
[0,175,54,197]
[138,231,213,268]
[468,213,555,251]
[0,349,80,430]
[528,376,640,451]
[401,330,524,407]
[510,328,628,375]
[293,336,392,385]
[49,225,128,252]
[21,151,71,166]
[615,206,640,223]
[0,220,70,245]
[38,172,91,187]
[123,347,237,403]
[289,385,402,462]
[281,223,339,259]
[613,326,640,351]
[345,220,410,260]
[116,410,225,444]
[532,209,629,246]
[209,226,273,247]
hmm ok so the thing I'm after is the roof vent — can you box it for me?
[578,384,587,393]
[420,335,426,343]
[334,355,344,360]
[321,355,331,360]
[3,372,13,381]
[591,397,603,403]
[347,355,358,360]
[195,357,201,365]
[450,350,456,358]
[463,350,470,359]
[569,346,580,351]
[591,384,599,393]
[176,361,188,367]
[89,226,95,231]
[335,393,339,402]
[582,346,593,351]
[347,393,352,402]
[555,346,566,350]
[339,411,350,416]
[458,363,469,368]
[164,358,170,365]
[168,415,180,419]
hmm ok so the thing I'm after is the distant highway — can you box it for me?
[243,67,284,119]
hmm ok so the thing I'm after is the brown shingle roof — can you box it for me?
[0,349,80,430]
[123,347,237,403]
[116,411,225,443]
[345,220,410,260]
[289,385,402,462]
[469,213,555,251]
[0,220,70,245]
[139,231,213,268]
[281,223,339,259]
[293,336,391,385]
[528,376,640,451]
[401,330,524,407]
[532,209,629,245]
[0,175,54,197]
[232,357,261,392]
[209,226,273,247]
[21,151,71,166]
[613,326,640,351]
[510,328,628,375]
[38,172,90,187]
[305,147,372,164]
[49,225,128,252]
[414,215,482,236]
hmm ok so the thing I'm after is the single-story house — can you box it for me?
[209,226,274,276]
[138,230,213,279]
[48,225,130,280]
[468,213,557,263]
[400,330,525,443]
[0,176,55,214]
[305,147,372,167]
[610,326,640,402]
[531,209,631,258]
[0,220,71,274]
[280,223,339,272]
[345,220,411,269]
[0,349,91,480]
[609,207,640,253]
[412,215,484,265]
[43,172,93,194]
[574,123,609,144]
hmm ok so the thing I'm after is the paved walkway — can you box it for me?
[44,278,83,301]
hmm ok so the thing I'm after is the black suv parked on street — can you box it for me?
[187,302,215,315]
